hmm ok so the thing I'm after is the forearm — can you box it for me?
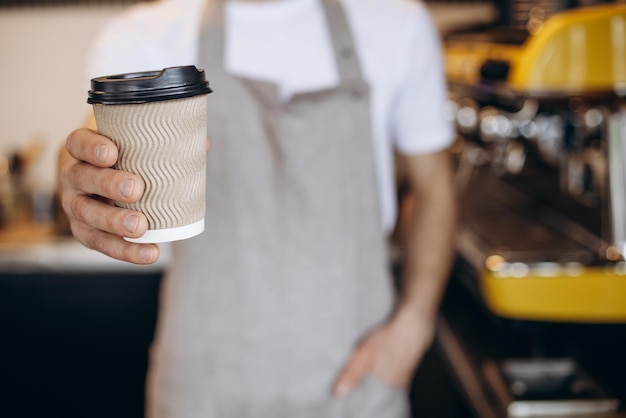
[397,155,457,322]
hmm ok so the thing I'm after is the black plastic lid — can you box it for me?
[88,66,212,105]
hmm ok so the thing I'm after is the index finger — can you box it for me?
[66,128,119,168]
[333,343,374,398]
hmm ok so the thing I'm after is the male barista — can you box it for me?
[58,0,457,416]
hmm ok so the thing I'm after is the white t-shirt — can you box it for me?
[86,0,453,232]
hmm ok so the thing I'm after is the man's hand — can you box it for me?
[58,127,159,264]
[332,305,436,397]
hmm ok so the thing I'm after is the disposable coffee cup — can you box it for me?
[88,66,212,243]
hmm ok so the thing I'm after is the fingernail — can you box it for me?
[124,214,139,233]
[96,144,109,163]
[335,383,350,398]
[139,246,156,262]
[120,179,135,198]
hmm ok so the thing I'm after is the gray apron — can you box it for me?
[146,0,409,416]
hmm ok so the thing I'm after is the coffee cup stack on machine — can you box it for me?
[88,66,212,243]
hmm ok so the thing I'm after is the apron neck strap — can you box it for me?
[200,0,364,84]
[321,0,363,83]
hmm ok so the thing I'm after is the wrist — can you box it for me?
[392,299,437,335]
[388,302,437,355]
[396,295,438,323]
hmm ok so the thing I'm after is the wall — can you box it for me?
[0,2,496,196]
[0,6,126,194]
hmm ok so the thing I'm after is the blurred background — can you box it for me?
[1,0,626,417]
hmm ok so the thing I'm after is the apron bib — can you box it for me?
[146,1,409,416]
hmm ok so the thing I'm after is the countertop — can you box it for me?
[0,220,170,274]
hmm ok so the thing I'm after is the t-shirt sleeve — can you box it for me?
[392,6,454,155]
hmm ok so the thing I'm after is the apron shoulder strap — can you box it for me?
[321,0,364,84]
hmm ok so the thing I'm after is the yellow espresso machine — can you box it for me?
[439,3,626,417]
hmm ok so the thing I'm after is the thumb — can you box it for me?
[333,343,375,398]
